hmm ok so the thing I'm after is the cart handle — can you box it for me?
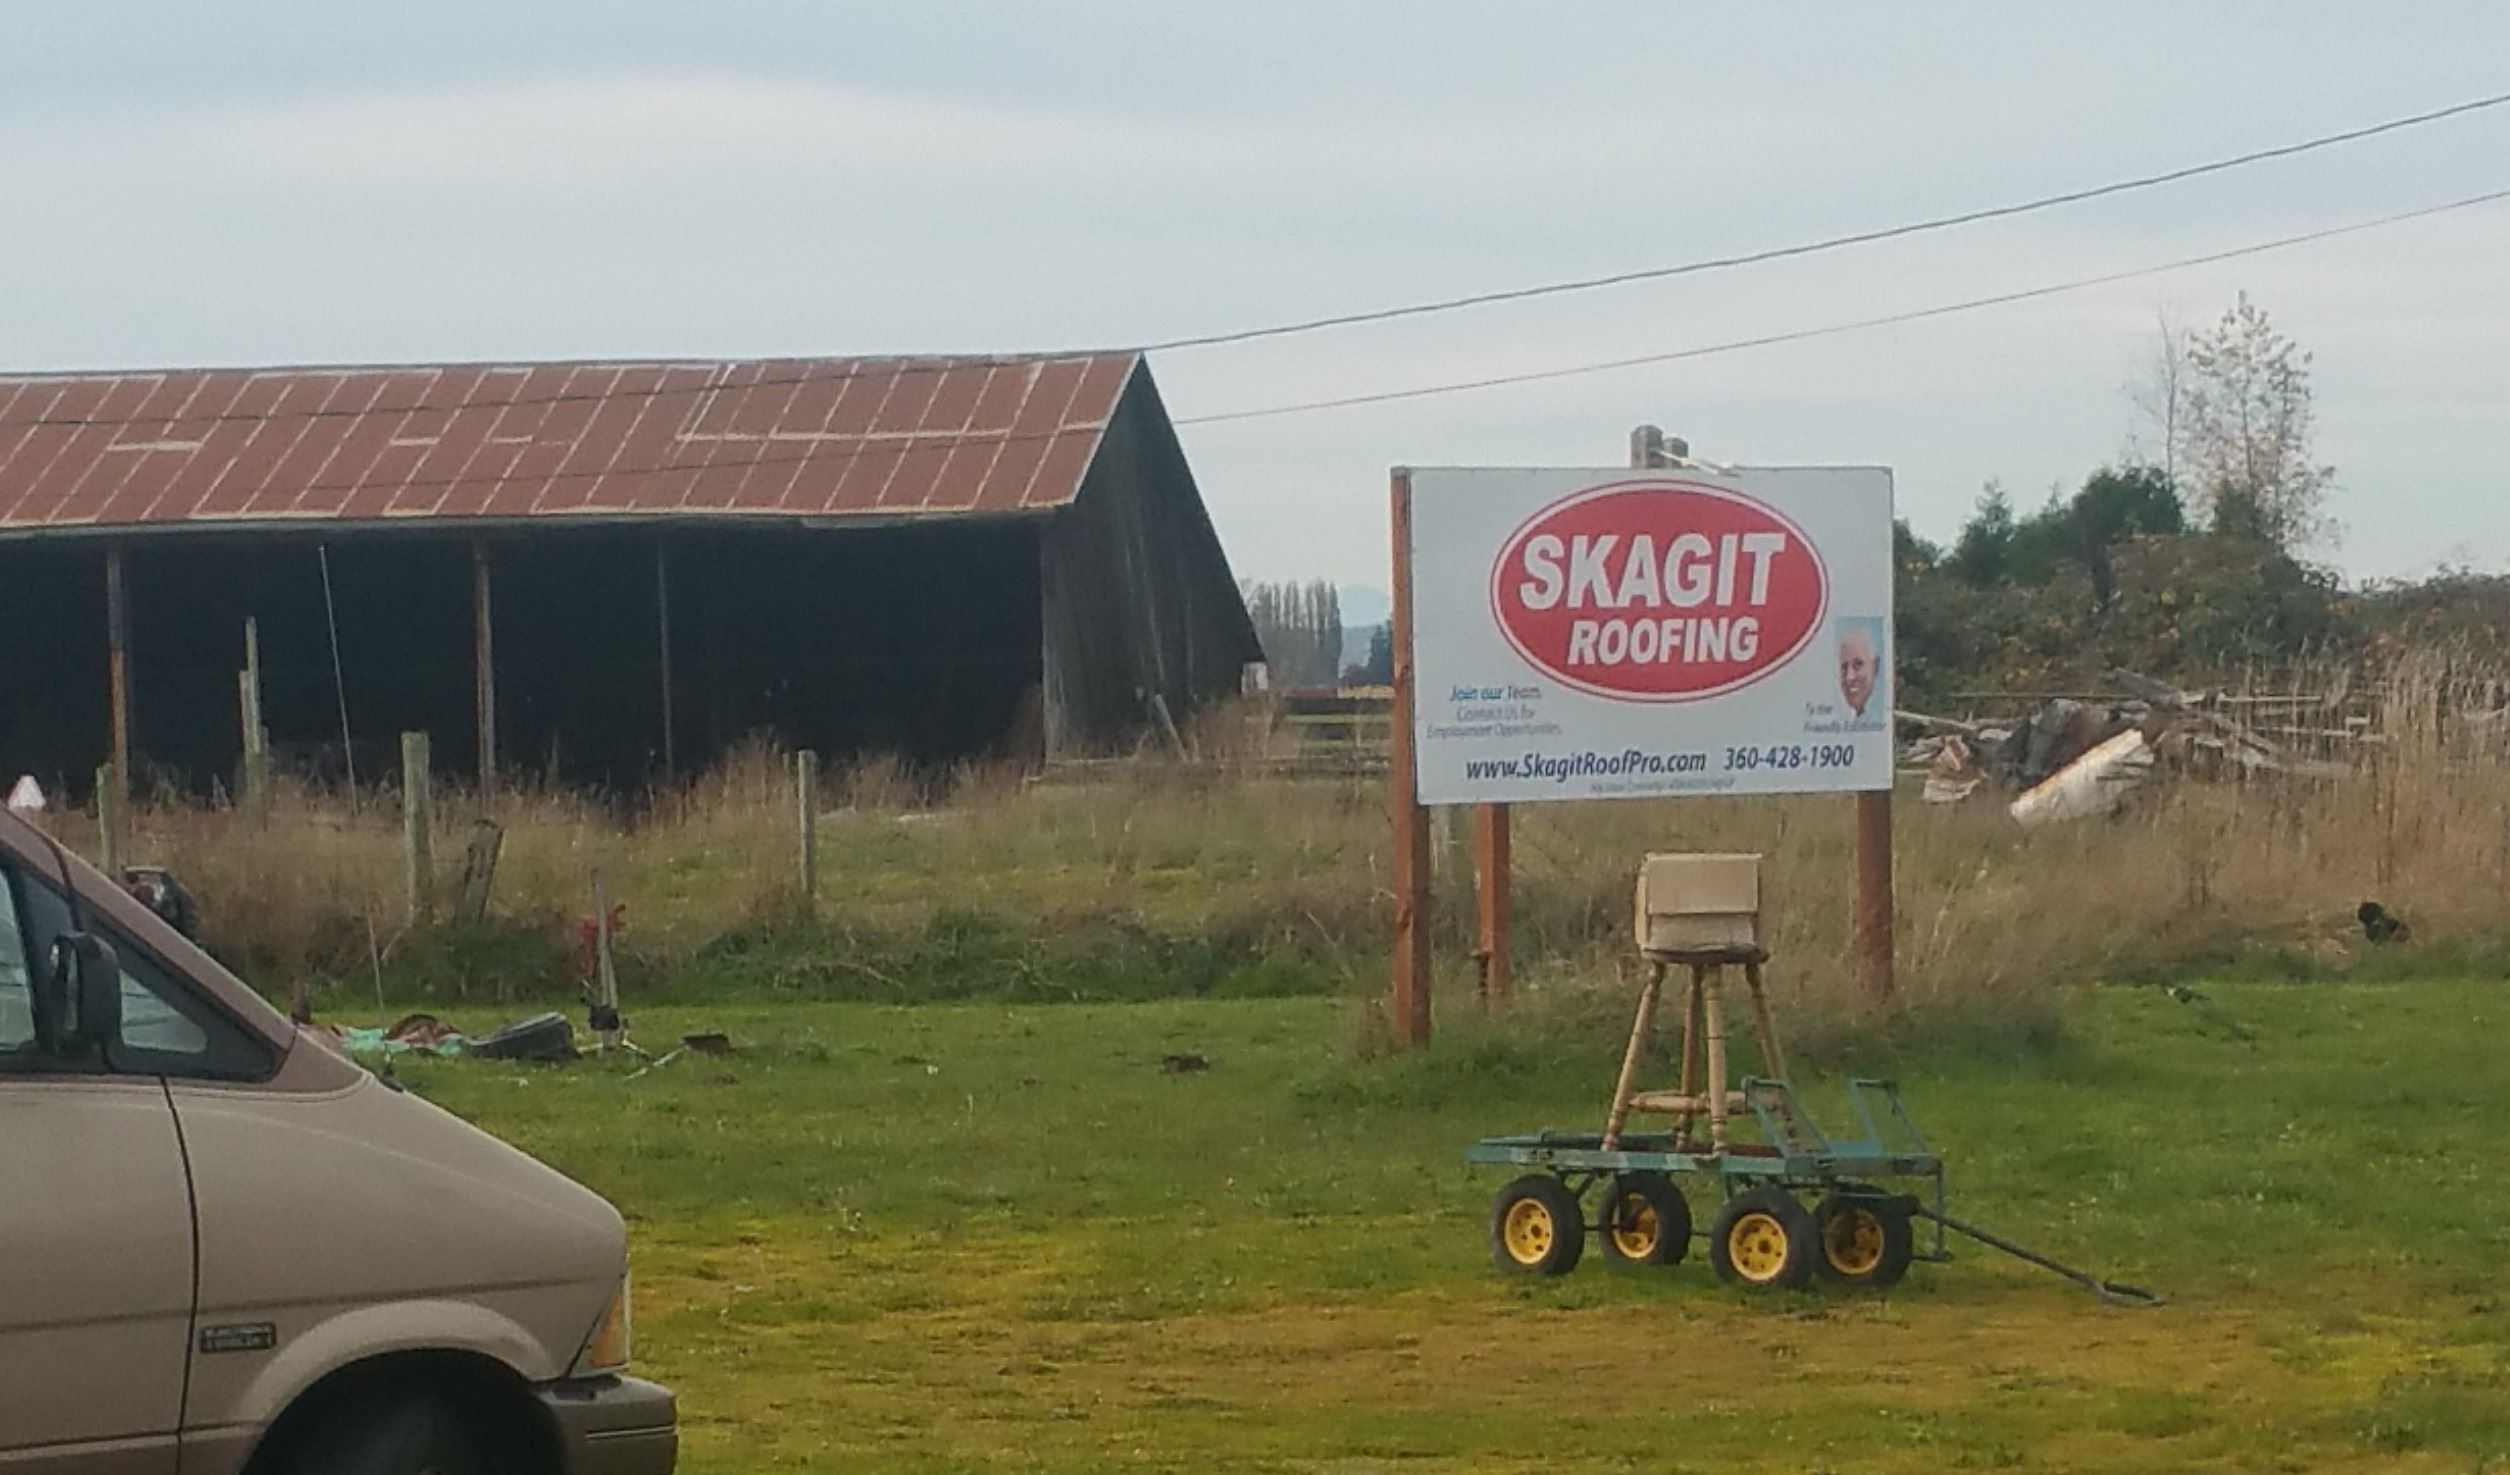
[1909,1204,2164,1309]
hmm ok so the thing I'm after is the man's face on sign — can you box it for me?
[1838,631,1877,716]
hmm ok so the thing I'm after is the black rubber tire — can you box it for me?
[284,1393,486,1475]
[1597,1172,1691,1268]
[1707,1186,1818,1291]
[471,1011,576,1062]
[1489,1173,1586,1276]
[1811,1189,1915,1289]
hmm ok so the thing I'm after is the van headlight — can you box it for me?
[575,1276,633,1375]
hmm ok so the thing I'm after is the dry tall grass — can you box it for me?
[39,658,2510,1029]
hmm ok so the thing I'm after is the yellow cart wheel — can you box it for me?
[1707,1186,1817,1291]
[1489,1174,1585,1276]
[1812,1189,1914,1289]
[1597,1173,1691,1269]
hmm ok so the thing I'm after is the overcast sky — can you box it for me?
[5,3,2505,595]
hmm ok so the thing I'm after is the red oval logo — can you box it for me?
[1488,479,1828,702]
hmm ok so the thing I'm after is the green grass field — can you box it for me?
[399,980,2510,1474]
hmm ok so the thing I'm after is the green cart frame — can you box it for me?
[1469,1076,1947,1290]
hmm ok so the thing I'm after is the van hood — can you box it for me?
[172,1068,626,1379]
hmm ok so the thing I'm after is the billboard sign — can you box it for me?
[1406,465,1894,804]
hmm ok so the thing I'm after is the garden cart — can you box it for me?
[1467,854,2159,1304]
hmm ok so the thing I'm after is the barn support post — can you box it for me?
[1387,469,1432,1048]
[655,536,677,779]
[104,542,132,826]
[472,541,496,801]
[402,731,433,927]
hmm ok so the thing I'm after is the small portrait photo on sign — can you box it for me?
[1833,616,1887,729]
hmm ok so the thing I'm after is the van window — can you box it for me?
[117,956,212,1057]
[103,932,251,1074]
[0,870,33,1053]
[0,866,271,1081]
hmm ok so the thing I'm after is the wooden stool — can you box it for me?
[1601,945,1788,1152]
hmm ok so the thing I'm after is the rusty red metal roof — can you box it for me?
[0,353,1142,534]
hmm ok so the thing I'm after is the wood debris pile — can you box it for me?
[1898,670,2348,825]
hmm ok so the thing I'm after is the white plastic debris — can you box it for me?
[2008,730,2154,827]
[4,776,44,816]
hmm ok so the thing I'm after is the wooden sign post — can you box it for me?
[1856,788,1895,1003]
[1388,471,1433,1047]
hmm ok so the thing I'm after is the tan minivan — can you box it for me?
[0,809,675,1474]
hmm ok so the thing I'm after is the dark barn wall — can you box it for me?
[0,518,1047,797]
[1040,369,1261,755]
[0,541,109,795]
[665,520,1043,773]
[488,527,666,785]
[163,537,477,788]
[0,536,477,797]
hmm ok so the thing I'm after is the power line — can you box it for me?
[12,87,2509,432]
[22,185,2494,509]
[1174,187,2510,427]
[1140,87,2510,353]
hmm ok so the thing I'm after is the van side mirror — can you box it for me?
[47,933,121,1054]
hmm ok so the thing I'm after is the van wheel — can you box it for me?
[285,1393,486,1475]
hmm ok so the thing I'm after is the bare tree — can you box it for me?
[2125,309,2188,488]
[2177,293,2336,551]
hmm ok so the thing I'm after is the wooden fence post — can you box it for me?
[590,868,622,1051]
[240,617,270,828]
[402,732,433,926]
[94,762,122,877]
[453,818,504,926]
[795,749,819,912]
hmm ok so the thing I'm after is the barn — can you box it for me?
[0,353,1259,796]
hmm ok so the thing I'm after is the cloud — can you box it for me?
[3,48,2505,588]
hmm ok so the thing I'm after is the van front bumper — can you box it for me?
[538,1374,678,1475]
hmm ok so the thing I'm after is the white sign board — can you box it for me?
[1406,465,1894,804]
